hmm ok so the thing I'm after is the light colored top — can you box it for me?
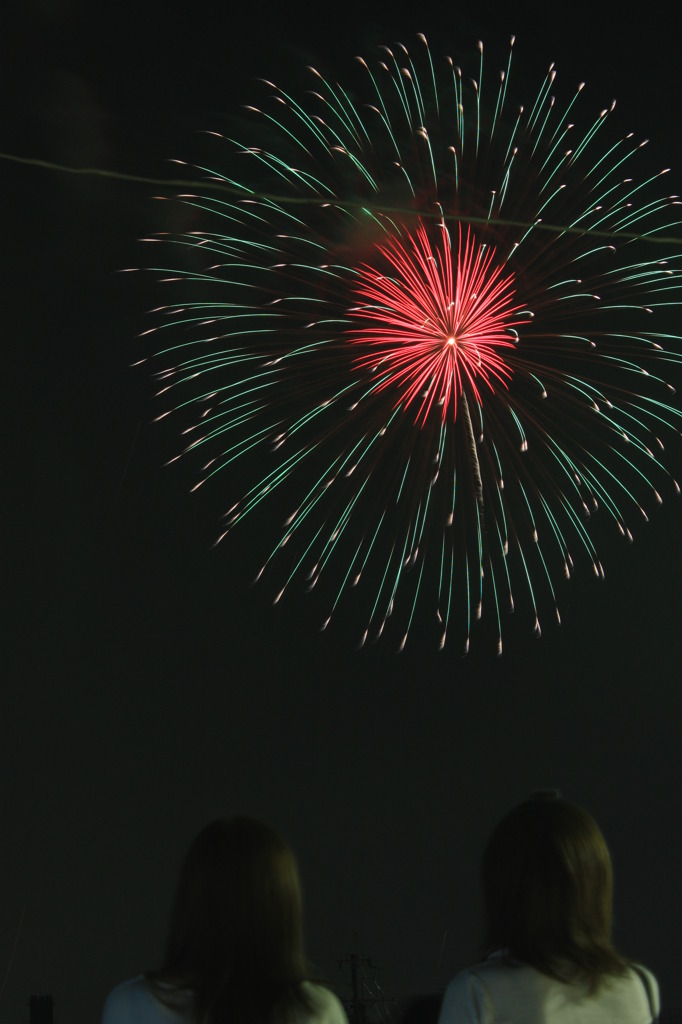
[438,953,659,1024]
[101,977,348,1024]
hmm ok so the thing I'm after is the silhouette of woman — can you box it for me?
[438,794,659,1023]
[102,817,348,1024]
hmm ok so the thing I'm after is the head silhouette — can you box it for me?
[481,795,627,988]
[152,817,311,1023]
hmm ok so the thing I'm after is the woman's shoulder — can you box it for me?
[439,955,528,1021]
[626,963,660,1017]
[101,976,192,1024]
[439,957,660,1024]
[299,983,348,1024]
[102,976,148,1020]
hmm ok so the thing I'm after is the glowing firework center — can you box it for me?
[348,220,521,426]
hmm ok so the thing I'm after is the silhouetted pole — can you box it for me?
[350,954,363,1024]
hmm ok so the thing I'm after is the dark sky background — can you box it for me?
[3,1,682,1022]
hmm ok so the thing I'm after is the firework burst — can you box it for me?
[144,35,682,653]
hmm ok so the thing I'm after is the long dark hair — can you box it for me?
[148,817,314,1024]
[481,796,629,991]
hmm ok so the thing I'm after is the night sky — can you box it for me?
[4,2,682,1022]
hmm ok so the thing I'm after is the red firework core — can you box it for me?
[348,220,521,425]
